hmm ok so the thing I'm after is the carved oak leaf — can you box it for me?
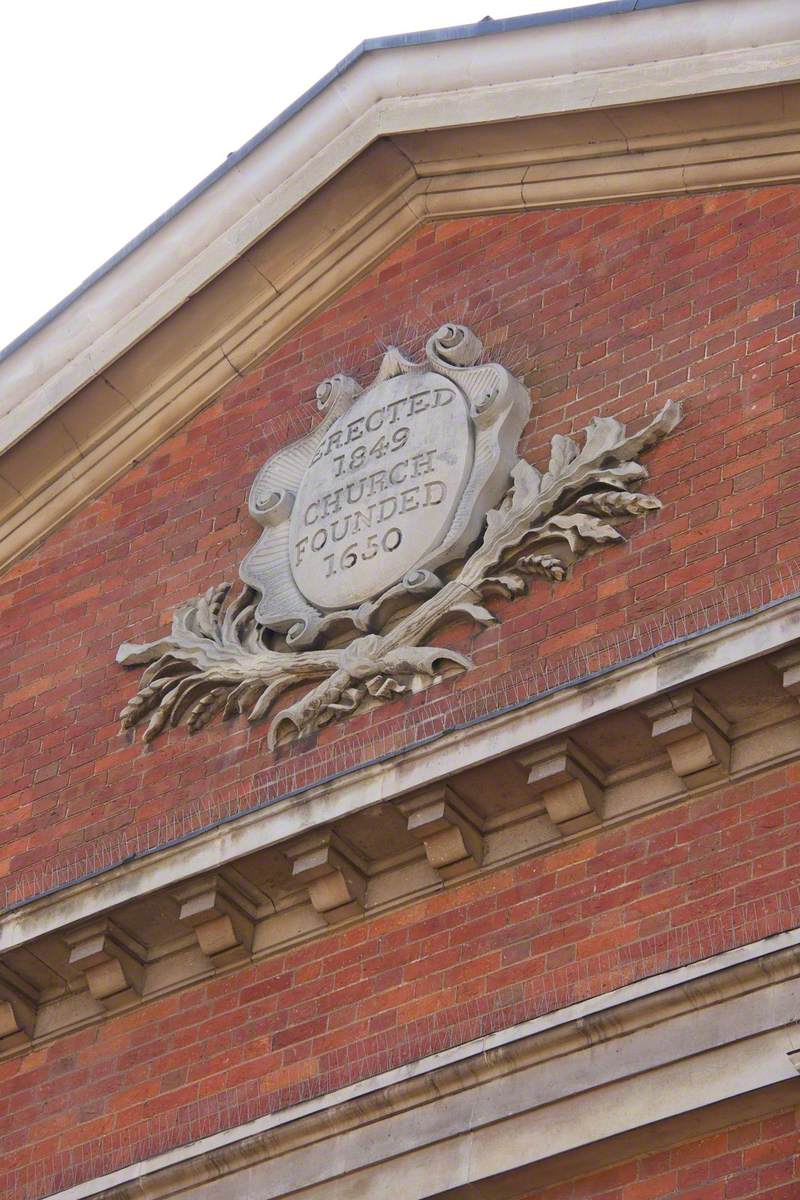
[481,573,528,599]
[591,462,649,488]
[543,433,579,487]
[449,601,498,626]
[545,513,625,551]
[471,402,680,582]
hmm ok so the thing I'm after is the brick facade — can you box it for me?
[531,1108,800,1199]
[4,185,800,900]
[4,763,800,1193]
[2,184,800,1194]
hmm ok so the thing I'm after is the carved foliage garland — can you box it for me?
[117,325,681,747]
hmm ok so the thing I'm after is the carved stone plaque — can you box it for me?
[117,320,681,748]
[236,323,533,646]
[289,371,474,610]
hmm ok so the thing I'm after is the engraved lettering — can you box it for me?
[321,489,343,518]
[288,371,473,608]
[330,518,350,543]
[387,397,407,426]
[424,481,446,505]
[345,417,365,444]
[388,460,408,486]
[351,508,373,533]
[378,497,398,522]
[411,449,436,477]
[366,469,387,498]
[399,486,420,513]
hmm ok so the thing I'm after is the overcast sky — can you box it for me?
[1,0,598,355]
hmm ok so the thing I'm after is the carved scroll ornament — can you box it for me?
[117,324,681,747]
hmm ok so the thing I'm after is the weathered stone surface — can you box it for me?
[644,687,731,786]
[62,919,144,1010]
[519,736,606,834]
[397,785,484,878]
[770,644,800,698]
[172,875,255,967]
[289,371,473,610]
[0,976,35,1049]
[283,830,366,923]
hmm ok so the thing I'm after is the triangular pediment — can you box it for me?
[1,0,799,570]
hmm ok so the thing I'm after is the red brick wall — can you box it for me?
[531,1107,800,1199]
[2,185,800,1193]
[4,764,800,1195]
[2,184,799,903]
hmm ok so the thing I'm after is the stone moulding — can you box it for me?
[6,596,797,956]
[116,323,681,747]
[4,621,800,1060]
[29,929,800,1200]
[2,65,800,578]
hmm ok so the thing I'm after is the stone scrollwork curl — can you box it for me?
[117,322,682,748]
[426,323,483,367]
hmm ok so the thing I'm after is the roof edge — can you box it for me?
[0,0,697,365]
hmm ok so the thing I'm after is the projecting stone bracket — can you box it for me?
[519,737,606,835]
[785,1012,800,1075]
[397,786,484,880]
[172,874,255,968]
[4,621,800,1061]
[62,919,145,1010]
[283,830,367,923]
[644,687,731,787]
[0,972,37,1050]
[769,645,800,700]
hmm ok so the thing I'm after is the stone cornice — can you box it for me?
[46,926,800,1199]
[1,595,798,1060]
[4,590,798,952]
[1,0,800,571]
[4,592,799,949]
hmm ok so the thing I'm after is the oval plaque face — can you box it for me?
[289,371,474,610]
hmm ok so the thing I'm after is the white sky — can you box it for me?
[0,0,599,354]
